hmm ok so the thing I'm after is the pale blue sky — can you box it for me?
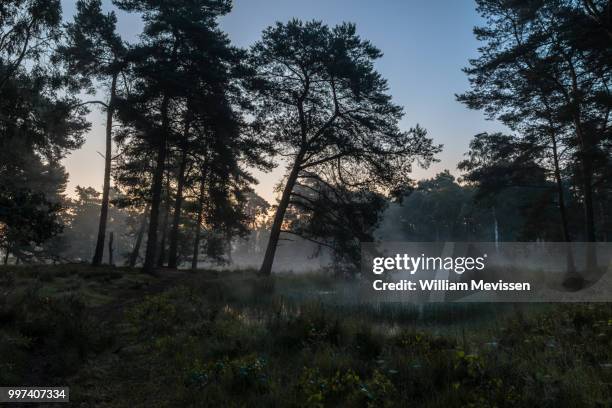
[60,0,507,203]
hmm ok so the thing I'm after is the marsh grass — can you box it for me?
[1,264,611,406]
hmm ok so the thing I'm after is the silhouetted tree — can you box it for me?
[458,133,561,241]
[0,0,89,262]
[288,179,387,275]
[59,0,127,266]
[458,0,611,242]
[113,0,237,273]
[248,20,440,275]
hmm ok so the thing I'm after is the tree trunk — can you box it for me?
[550,131,571,242]
[550,132,579,276]
[191,174,207,271]
[568,65,597,243]
[259,150,305,275]
[108,231,114,266]
[226,234,233,264]
[128,204,149,267]
[581,155,598,273]
[573,110,596,274]
[157,177,171,268]
[168,136,189,268]
[600,201,609,242]
[191,212,203,271]
[3,248,8,265]
[143,95,170,275]
[580,156,596,242]
[92,73,118,266]
[492,206,499,251]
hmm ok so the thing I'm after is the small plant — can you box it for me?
[297,366,396,407]
[127,293,179,339]
[352,325,383,360]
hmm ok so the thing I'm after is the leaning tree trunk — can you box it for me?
[92,73,118,266]
[143,95,170,275]
[259,150,304,276]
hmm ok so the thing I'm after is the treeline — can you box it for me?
[20,185,268,267]
[392,0,609,249]
[0,0,438,273]
[382,168,610,243]
[457,0,611,243]
[0,0,609,274]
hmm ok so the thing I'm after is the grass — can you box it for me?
[1,264,611,407]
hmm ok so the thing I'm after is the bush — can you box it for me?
[127,293,180,340]
[273,302,345,350]
[297,366,396,407]
[351,325,383,360]
[0,330,32,384]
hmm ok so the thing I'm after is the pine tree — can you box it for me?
[115,0,269,272]
[458,0,611,242]
[59,0,127,266]
[248,20,440,275]
[0,0,89,262]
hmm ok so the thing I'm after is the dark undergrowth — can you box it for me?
[1,264,611,407]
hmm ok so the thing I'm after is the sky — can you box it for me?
[60,0,507,203]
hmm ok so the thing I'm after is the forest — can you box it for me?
[0,0,611,406]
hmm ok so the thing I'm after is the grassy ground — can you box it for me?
[1,264,611,407]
